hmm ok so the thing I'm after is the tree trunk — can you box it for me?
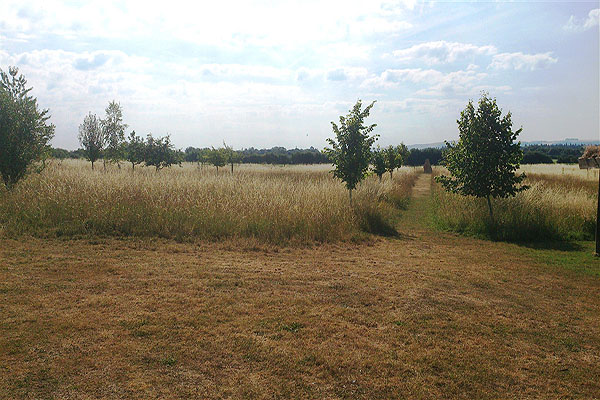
[389,170,393,179]
[231,162,234,174]
[349,188,353,206]
[486,195,494,222]
[379,175,382,183]
[91,160,95,170]
[132,162,135,171]
[216,166,219,173]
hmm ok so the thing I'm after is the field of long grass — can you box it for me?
[430,164,598,242]
[0,160,418,244]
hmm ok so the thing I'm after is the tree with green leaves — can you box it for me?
[397,143,409,171]
[125,130,145,171]
[78,112,104,170]
[324,100,378,204]
[382,144,408,179]
[101,100,127,168]
[0,66,55,189]
[223,142,242,173]
[198,148,212,169]
[209,147,227,173]
[372,147,386,182]
[435,92,528,220]
[144,134,180,171]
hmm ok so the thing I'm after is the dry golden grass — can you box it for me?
[525,173,597,196]
[520,163,600,180]
[430,166,597,241]
[0,160,417,244]
[1,177,598,398]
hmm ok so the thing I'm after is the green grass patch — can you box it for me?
[517,241,600,277]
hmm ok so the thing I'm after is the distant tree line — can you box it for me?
[404,148,443,166]
[521,144,587,164]
[51,143,590,167]
[54,144,331,166]
[183,146,329,165]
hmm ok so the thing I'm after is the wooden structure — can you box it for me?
[578,154,600,256]
[423,159,432,174]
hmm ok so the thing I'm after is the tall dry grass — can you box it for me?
[430,167,597,241]
[0,160,418,244]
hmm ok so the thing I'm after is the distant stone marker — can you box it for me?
[578,146,600,256]
[423,159,432,174]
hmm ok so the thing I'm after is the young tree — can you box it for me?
[78,112,104,170]
[324,100,378,204]
[144,134,179,171]
[125,130,145,171]
[223,142,242,173]
[101,100,127,168]
[372,147,386,182]
[397,143,409,169]
[0,66,55,189]
[382,144,409,179]
[184,147,199,163]
[209,147,226,173]
[435,93,528,220]
[198,148,212,169]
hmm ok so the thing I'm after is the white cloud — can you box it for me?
[390,41,497,65]
[379,97,462,114]
[0,0,414,49]
[362,68,487,94]
[326,67,369,82]
[0,48,321,148]
[564,8,599,32]
[488,52,558,71]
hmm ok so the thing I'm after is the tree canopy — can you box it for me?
[436,93,527,219]
[371,147,386,182]
[0,66,55,188]
[324,99,378,204]
[78,112,104,170]
[144,134,180,171]
[101,100,127,164]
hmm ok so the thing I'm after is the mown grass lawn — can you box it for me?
[1,229,599,399]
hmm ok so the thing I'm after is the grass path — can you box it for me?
[397,171,432,230]
[1,174,599,399]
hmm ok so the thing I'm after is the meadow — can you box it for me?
[0,160,418,245]
[430,164,598,242]
[1,163,598,399]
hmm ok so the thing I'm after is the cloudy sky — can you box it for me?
[1,1,598,150]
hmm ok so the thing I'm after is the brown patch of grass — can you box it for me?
[526,173,597,196]
[1,233,599,399]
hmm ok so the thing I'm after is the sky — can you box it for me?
[0,0,598,150]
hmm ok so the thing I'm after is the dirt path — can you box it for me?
[1,175,599,399]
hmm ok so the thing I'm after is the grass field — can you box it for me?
[430,164,598,242]
[1,163,599,399]
[0,160,417,244]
